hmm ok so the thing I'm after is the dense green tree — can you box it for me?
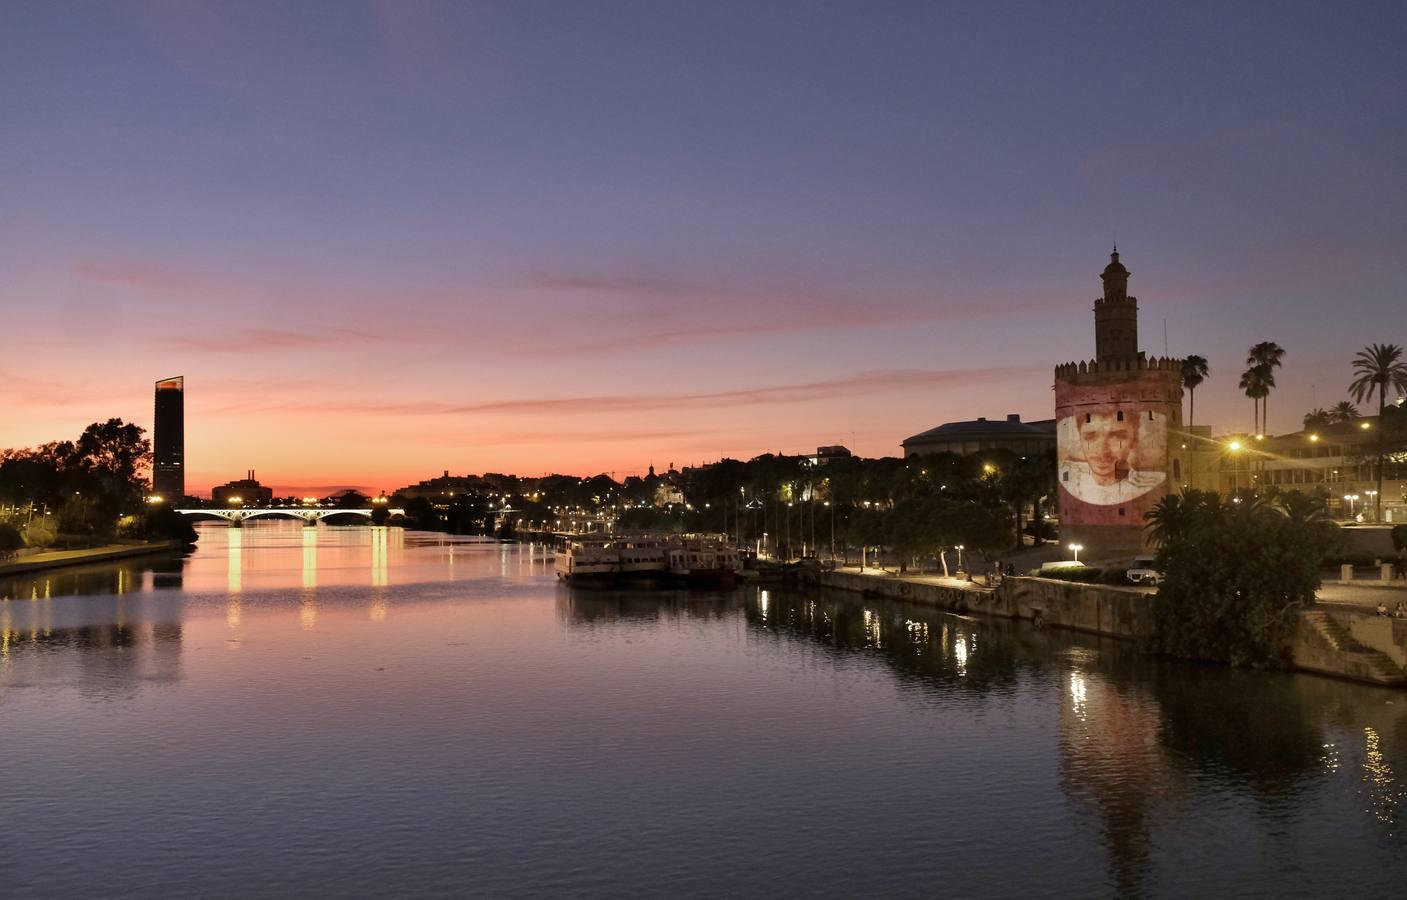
[0,419,150,539]
[145,506,199,544]
[332,490,370,508]
[1147,490,1338,667]
[0,522,24,561]
[992,449,1055,550]
[1301,408,1330,430]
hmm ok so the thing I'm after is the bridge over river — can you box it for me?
[176,508,405,527]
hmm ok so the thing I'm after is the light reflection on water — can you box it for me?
[1,522,1407,898]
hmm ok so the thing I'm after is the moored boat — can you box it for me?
[666,539,742,587]
[616,538,668,587]
[554,539,620,585]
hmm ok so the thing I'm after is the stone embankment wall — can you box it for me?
[819,570,1407,687]
[997,577,1154,639]
[819,571,1151,638]
[1296,608,1407,685]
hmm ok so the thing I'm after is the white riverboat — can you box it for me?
[665,539,742,587]
[556,534,741,588]
[616,538,668,585]
[554,539,621,584]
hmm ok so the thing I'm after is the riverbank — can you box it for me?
[820,566,1407,687]
[0,541,181,577]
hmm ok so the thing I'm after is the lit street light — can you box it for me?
[1226,440,1243,494]
[1068,542,1084,563]
[1344,493,1360,518]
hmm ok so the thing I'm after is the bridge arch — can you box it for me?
[176,508,403,527]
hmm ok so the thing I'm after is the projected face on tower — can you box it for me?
[1059,406,1167,507]
[1079,411,1134,486]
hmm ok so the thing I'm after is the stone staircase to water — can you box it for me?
[1300,610,1407,685]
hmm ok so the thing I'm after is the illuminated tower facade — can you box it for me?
[1054,252,1185,559]
[153,376,185,502]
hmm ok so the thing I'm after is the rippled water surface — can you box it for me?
[3,524,1407,898]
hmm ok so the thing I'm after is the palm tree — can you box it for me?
[1181,355,1209,427]
[1329,401,1361,424]
[1145,489,1224,549]
[1348,343,1407,522]
[1247,342,1286,434]
[1239,365,1269,435]
[1302,408,1330,430]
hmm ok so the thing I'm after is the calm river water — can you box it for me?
[3,524,1407,898]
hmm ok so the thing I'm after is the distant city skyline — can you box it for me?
[4,2,1405,493]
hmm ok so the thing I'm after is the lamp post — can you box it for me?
[955,544,965,574]
[1227,440,1243,495]
[825,500,833,563]
[786,501,793,561]
[1344,493,1360,518]
[1069,542,1084,563]
[1365,490,1378,521]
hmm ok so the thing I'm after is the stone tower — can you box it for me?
[1094,248,1138,363]
[1053,252,1184,560]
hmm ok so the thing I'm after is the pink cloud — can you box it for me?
[235,364,1048,419]
[72,258,225,296]
[165,327,387,353]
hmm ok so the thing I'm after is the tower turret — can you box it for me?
[1093,248,1138,362]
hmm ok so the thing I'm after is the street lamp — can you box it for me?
[955,544,965,572]
[1344,493,1360,517]
[1226,440,1243,494]
[1365,490,1378,520]
[1068,542,1084,563]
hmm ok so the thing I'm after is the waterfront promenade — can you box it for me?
[828,563,1406,614]
[0,541,179,577]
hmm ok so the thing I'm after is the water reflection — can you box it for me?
[730,587,1407,895]
[371,526,388,587]
[6,539,1407,897]
[558,587,743,627]
[302,527,318,590]
[1,610,183,692]
[0,554,185,603]
[227,525,243,594]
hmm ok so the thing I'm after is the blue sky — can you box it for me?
[3,0,1405,492]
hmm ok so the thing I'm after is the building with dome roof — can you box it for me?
[902,414,1055,459]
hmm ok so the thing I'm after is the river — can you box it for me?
[2,523,1406,898]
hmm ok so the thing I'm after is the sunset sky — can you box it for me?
[4,1,1406,496]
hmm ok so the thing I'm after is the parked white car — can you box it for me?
[1126,556,1161,586]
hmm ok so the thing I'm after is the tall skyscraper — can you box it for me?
[153,376,185,502]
